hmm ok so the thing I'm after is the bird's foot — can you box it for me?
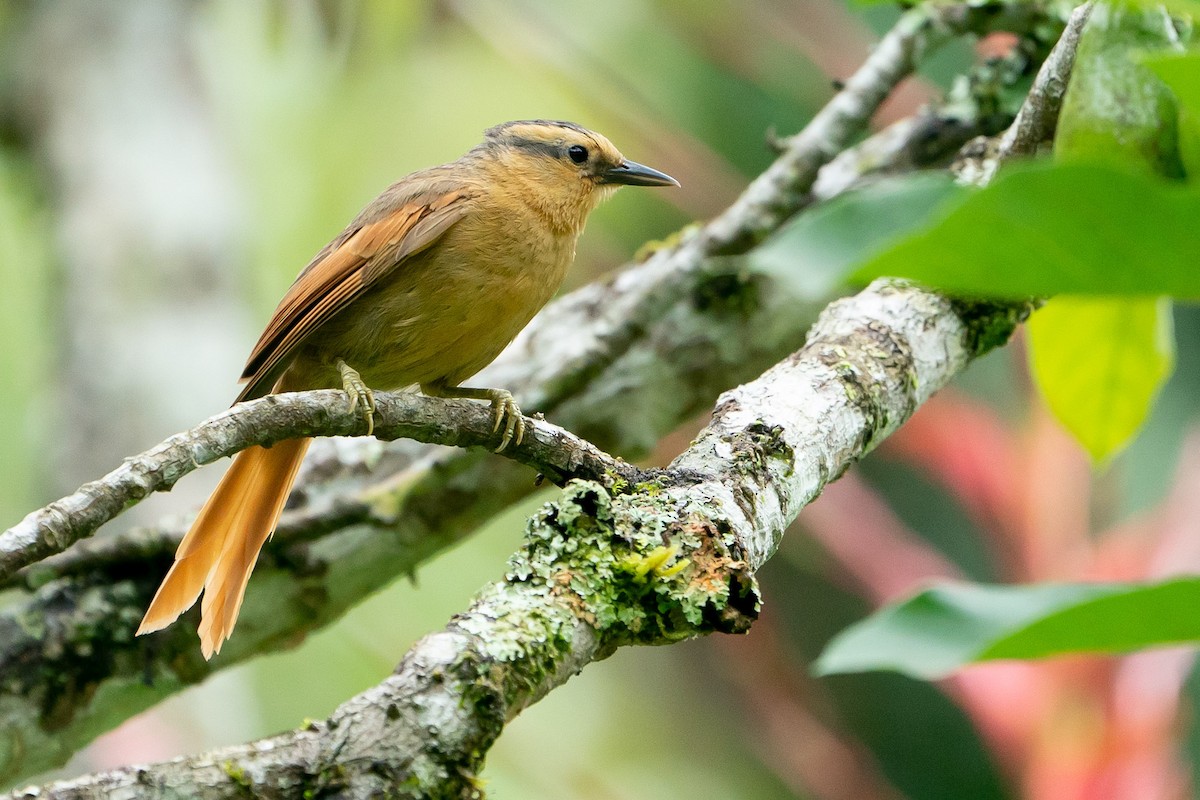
[419,381,526,452]
[488,389,524,452]
[336,359,376,435]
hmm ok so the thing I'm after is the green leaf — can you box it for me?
[1145,51,1200,120]
[1144,51,1200,177]
[1056,2,1185,176]
[815,578,1200,680]
[745,173,967,299]
[1150,0,1200,19]
[1028,296,1174,462]
[850,161,1200,297]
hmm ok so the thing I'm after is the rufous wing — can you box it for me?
[236,182,475,402]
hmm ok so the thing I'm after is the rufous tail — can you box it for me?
[136,436,312,659]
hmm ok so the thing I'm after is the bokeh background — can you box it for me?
[2,1,1199,798]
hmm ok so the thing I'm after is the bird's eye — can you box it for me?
[567,144,588,164]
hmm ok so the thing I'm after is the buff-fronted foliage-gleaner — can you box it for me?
[137,120,679,659]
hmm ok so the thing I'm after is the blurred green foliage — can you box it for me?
[1147,52,1200,173]
[1029,296,1174,462]
[852,162,1200,296]
[749,173,968,298]
[1056,2,1187,176]
[0,154,52,526]
[818,579,1200,679]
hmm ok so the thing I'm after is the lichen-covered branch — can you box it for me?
[682,0,1047,256]
[0,0,1068,787]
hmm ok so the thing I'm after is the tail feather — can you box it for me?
[197,437,310,658]
[136,437,312,658]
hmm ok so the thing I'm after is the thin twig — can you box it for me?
[0,391,640,583]
[995,2,1095,164]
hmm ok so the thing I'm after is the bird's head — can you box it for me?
[477,120,678,230]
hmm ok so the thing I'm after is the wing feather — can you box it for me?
[235,182,474,402]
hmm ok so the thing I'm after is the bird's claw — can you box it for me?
[337,359,376,436]
[490,390,524,452]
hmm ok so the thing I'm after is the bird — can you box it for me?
[135,120,679,659]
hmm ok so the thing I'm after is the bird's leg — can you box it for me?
[421,381,524,452]
[336,358,376,435]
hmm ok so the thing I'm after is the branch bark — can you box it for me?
[0,0,1070,790]
[0,391,644,583]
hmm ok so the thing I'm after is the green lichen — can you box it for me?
[691,271,761,318]
[949,297,1036,357]
[298,763,348,799]
[222,760,252,795]
[634,479,663,497]
[458,480,761,709]
[396,768,483,800]
[617,544,685,582]
[632,222,699,263]
[818,330,915,453]
[730,422,794,479]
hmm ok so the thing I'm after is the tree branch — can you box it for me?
[957,0,1093,186]
[0,391,643,583]
[996,1,1094,161]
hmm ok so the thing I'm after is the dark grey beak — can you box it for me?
[599,159,680,187]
